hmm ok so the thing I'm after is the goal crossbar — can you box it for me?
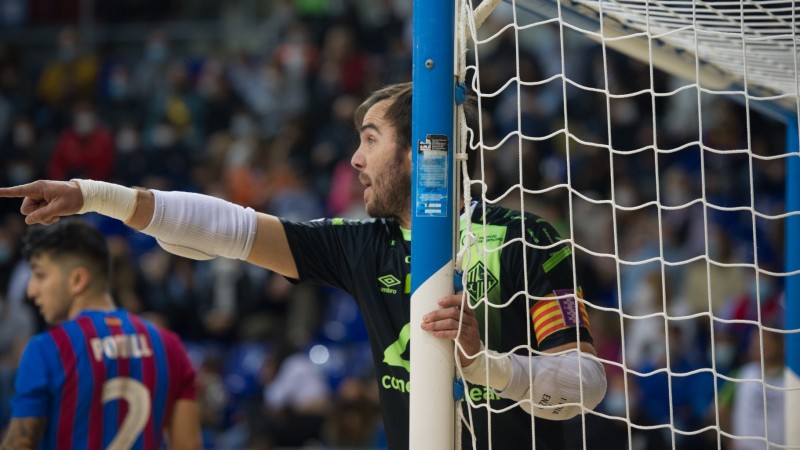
[512,0,800,115]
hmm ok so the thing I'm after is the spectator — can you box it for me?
[197,56,243,137]
[46,100,114,181]
[35,26,99,114]
[2,114,44,187]
[308,94,360,199]
[228,56,286,139]
[633,324,716,449]
[143,62,205,151]
[98,61,142,129]
[132,29,173,99]
[730,322,785,450]
[144,120,194,190]
[112,120,150,186]
[324,376,382,448]
[261,341,331,447]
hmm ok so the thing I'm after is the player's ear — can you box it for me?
[68,266,91,295]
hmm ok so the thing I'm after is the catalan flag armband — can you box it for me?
[530,289,590,345]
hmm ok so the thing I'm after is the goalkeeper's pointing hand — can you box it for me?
[0,180,84,225]
[421,293,482,368]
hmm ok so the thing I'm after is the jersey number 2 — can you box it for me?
[102,377,151,450]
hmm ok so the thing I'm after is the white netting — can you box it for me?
[454,0,800,448]
[572,0,799,100]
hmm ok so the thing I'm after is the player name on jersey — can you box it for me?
[89,333,153,361]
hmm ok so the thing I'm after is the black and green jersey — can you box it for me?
[281,204,593,450]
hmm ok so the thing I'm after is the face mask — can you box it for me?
[714,342,736,370]
[116,128,140,154]
[664,184,689,206]
[616,185,636,207]
[707,236,720,260]
[748,278,773,300]
[230,114,254,138]
[603,391,627,416]
[108,75,129,101]
[59,45,76,62]
[0,242,12,265]
[152,124,176,148]
[73,112,96,135]
[7,163,33,185]
[13,124,34,148]
[146,42,167,62]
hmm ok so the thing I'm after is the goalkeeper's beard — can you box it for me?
[364,158,411,220]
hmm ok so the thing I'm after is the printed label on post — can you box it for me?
[415,134,449,217]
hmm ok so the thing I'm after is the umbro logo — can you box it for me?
[379,274,401,294]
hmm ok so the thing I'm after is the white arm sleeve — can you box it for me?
[142,190,258,261]
[461,348,607,420]
[502,352,606,420]
[71,180,257,261]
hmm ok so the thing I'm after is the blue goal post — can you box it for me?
[408,0,457,449]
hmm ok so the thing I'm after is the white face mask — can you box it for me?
[714,341,737,370]
[73,112,96,135]
[146,42,167,62]
[116,128,140,154]
[13,124,34,148]
[0,241,11,265]
[58,45,76,62]
[108,72,130,101]
[603,391,627,416]
[748,278,774,300]
[230,114,254,138]
[152,124,176,148]
[7,162,33,185]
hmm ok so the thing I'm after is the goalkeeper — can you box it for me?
[0,82,606,450]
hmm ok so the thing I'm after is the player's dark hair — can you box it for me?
[23,219,111,284]
[355,82,413,155]
[355,82,479,176]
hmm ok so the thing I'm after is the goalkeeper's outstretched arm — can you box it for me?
[0,179,300,279]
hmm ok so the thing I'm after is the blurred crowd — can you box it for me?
[0,1,792,449]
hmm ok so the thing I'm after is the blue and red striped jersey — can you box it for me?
[11,309,197,450]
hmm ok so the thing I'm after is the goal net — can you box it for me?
[452,0,800,448]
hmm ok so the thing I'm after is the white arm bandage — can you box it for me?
[74,179,138,222]
[461,347,607,420]
[142,190,257,261]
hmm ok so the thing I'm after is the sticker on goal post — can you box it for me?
[415,134,449,218]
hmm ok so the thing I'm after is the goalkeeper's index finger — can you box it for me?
[0,183,38,198]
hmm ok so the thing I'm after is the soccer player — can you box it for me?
[0,82,606,450]
[0,220,201,450]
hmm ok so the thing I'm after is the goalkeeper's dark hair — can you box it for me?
[355,82,479,177]
[23,219,111,285]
